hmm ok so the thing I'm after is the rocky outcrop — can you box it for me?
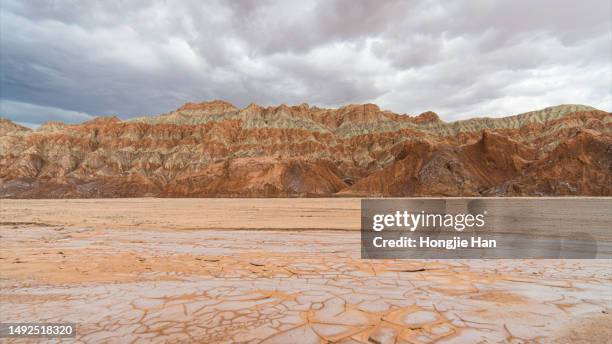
[0,118,30,136]
[1,101,610,198]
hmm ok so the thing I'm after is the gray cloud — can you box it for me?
[1,0,610,125]
[0,99,93,127]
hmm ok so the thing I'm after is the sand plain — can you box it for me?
[0,198,611,343]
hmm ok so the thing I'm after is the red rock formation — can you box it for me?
[0,102,610,198]
[178,100,238,113]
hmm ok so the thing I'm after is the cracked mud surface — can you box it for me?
[1,199,611,343]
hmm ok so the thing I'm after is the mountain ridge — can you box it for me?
[1,102,610,198]
[124,102,599,136]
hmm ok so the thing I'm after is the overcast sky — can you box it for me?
[1,0,610,127]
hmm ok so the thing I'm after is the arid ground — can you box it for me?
[1,199,611,343]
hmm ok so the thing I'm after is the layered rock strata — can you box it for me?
[1,102,610,197]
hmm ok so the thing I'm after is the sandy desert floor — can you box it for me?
[0,199,611,343]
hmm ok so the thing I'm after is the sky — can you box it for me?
[1,0,611,127]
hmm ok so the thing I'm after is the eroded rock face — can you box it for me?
[1,102,610,197]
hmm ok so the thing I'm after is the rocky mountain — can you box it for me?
[1,102,610,198]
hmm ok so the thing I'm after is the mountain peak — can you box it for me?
[414,111,441,123]
[0,118,31,135]
[83,116,121,126]
[340,103,381,113]
[178,100,238,113]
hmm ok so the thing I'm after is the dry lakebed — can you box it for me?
[1,198,610,343]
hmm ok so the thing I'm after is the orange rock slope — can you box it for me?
[0,102,610,198]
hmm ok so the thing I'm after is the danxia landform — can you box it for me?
[1,101,610,198]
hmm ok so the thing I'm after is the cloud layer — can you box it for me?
[1,0,610,125]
